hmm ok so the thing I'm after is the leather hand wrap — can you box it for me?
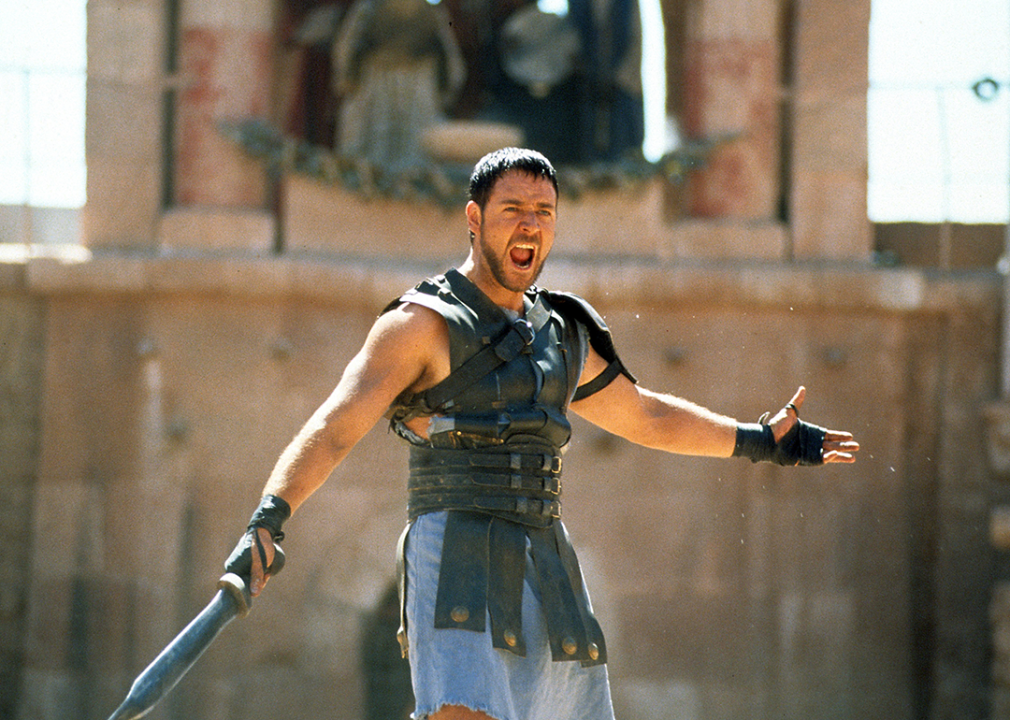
[246,494,291,541]
[224,495,291,580]
[734,419,827,466]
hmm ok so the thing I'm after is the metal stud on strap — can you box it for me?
[512,318,535,346]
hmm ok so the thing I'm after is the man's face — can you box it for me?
[466,170,557,294]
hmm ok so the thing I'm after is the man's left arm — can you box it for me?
[569,347,859,464]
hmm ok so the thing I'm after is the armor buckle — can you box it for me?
[513,318,535,346]
[543,454,562,474]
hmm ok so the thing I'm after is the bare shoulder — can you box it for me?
[360,301,450,393]
[367,301,448,350]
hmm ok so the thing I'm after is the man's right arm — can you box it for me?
[237,302,448,594]
[263,302,447,510]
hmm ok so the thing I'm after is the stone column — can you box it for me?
[84,0,168,249]
[788,0,872,259]
[158,0,277,253]
[680,0,783,222]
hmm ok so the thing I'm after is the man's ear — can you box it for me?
[465,200,481,241]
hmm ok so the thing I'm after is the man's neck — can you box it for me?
[457,256,526,314]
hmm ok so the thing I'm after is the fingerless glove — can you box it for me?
[224,495,291,579]
[733,419,826,466]
[247,494,291,540]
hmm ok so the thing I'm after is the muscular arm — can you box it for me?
[570,346,859,462]
[242,303,449,595]
[570,347,737,457]
[262,303,448,512]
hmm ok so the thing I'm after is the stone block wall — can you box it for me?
[674,0,871,259]
[0,275,46,720]
[789,0,872,259]
[6,252,1001,720]
[680,0,784,220]
[988,489,1010,720]
[994,584,1010,718]
[85,0,167,249]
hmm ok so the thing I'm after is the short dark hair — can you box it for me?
[468,147,558,210]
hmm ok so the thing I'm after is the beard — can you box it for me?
[479,237,546,293]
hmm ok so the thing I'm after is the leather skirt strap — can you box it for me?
[425,510,607,666]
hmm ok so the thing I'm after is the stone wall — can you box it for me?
[993,582,1010,719]
[5,247,1001,720]
[986,438,1010,720]
[10,0,1005,718]
[0,262,46,720]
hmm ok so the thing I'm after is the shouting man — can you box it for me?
[225,147,859,720]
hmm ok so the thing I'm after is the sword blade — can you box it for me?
[107,573,251,720]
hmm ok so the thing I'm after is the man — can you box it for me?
[226,147,859,720]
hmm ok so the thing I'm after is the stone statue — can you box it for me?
[481,3,584,164]
[568,0,644,161]
[474,0,644,164]
[332,0,466,171]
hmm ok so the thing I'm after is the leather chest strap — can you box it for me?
[403,274,553,417]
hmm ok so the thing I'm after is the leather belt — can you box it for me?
[408,446,564,527]
[411,447,562,474]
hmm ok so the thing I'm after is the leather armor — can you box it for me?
[386,269,634,666]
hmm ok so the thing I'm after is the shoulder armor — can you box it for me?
[381,275,451,316]
[544,291,637,394]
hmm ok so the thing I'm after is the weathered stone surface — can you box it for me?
[174,26,272,207]
[157,206,275,253]
[0,294,44,720]
[682,38,781,219]
[8,0,1004,717]
[788,0,872,260]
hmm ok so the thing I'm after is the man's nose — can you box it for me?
[517,211,540,232]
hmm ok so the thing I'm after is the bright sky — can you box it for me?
[868,0,1010,222]
[0,0,87,208]
[1,0,1007,223]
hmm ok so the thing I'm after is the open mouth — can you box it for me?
[509,244,535,270]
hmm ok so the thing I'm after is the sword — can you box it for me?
[106,572,254,720]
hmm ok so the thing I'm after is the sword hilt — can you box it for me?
[217,572,253,618]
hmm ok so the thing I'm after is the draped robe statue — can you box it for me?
[333,0,466,171]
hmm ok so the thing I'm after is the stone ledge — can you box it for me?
[282,175,790,262]
[14,248,1000,316]
[157,206,275,254]
[0,245,93,292]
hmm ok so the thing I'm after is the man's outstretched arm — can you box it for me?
[236,303,448,595]
[569,347,859,463]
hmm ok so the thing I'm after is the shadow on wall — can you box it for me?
[361,582,414,720]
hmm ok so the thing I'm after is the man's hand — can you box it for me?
[248,527,278,596]
[224,522,286,598]
[767,386,860,464]
[226,490,292,597]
